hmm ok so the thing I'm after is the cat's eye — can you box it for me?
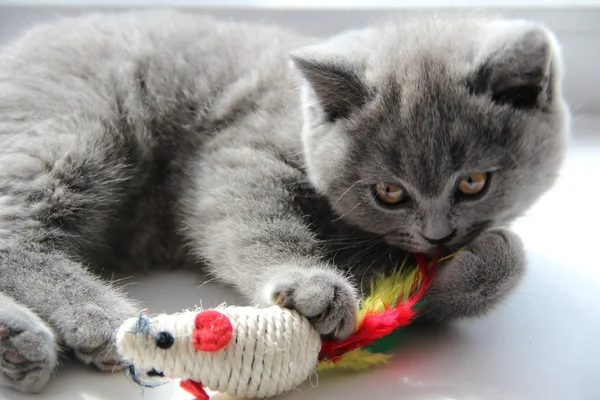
[458,173,489,196]
[373,183,408,205]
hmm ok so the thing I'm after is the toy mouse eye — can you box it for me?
[155,331,174,349]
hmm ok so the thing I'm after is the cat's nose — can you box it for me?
[422,230,456,245]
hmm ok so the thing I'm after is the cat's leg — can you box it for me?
[0,292,58,393]
[0,118,141,391]
[420,229,526,323]
[181,147,357,339]
[1,244,139,373]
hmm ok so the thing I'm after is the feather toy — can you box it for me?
[116,252,451,399]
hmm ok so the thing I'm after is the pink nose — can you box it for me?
[192,310,233,352]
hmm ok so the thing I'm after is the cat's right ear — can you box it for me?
[290,51,369,123]
[470,21,561,111]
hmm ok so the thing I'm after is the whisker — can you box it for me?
[331,180,366,209]
[329,240,373,265]
[344,244,383,275]
[331,193,370,223]
[358,253,387,298]
[322,238,379,251]
[110,275,135,284]
[197,276,220,289]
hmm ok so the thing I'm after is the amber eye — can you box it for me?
[458,173,489,196]
[374,183,407,205]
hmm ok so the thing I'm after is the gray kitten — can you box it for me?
[0,10,568,393]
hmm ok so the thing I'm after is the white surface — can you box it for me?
[1,128,599,400]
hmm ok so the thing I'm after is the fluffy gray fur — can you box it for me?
[0,11,568,393]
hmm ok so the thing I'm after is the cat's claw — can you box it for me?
[268,268,357,339]
[74,341,123,372]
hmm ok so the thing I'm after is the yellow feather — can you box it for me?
[316,349,392,371]
[357,255,419,325]
[357,248,464,324]
[321,250,463,370]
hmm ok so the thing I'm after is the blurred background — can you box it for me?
[1,0,599,120]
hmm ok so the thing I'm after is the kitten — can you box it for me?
[0,11,568,393]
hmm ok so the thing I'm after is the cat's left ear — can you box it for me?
[290,50,369,123]
[471,21,561,111]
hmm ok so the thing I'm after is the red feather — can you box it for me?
[319,253,438,362]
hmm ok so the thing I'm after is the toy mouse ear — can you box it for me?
[192,310,233,352]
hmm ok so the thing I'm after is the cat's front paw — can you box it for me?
[266,267,357,339]
[0,316,57,393]
[59,301,137,371]
[423,229,526,322]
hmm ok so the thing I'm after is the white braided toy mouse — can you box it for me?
[116,253,449,399]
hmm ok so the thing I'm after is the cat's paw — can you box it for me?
[60,301,137,371]
[0,313,58,393]
[265,267,357,339]
[423,229,526,322]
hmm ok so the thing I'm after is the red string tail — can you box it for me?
[180,379,209,400]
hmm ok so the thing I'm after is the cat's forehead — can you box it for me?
[363,18,482,81]
[351,76,515,195]
[363,78,506,149]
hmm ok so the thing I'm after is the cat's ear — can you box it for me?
[291,52,369,122]
[471,22,558,110]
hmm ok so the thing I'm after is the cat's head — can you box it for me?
[292,16,569,254]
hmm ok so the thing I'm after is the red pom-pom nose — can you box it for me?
[192,310,233,352]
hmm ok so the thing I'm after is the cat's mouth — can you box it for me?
[126,365,168,388]
[383,233,465,255]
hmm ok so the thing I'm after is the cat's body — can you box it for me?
[0,11,567,393]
